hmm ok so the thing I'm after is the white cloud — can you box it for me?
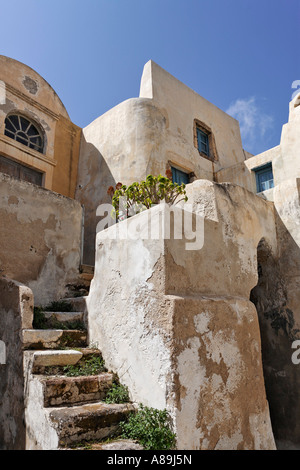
[226,97,274,154]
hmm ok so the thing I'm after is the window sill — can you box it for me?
[0,134,56,167]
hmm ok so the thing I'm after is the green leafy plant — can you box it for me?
[62,354,106,377]
[109,174,188,220]
[120,404,176,450]
[104,381,130,404]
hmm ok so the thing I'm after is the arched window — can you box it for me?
[4,114,44,154]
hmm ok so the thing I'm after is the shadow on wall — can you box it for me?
[250,216,300,450]
[75,137,116,266]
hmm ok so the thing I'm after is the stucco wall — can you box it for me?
[253,177,300,449]
[76,61,249,264]
[87,180,276,449]
[272,96,300,186]
[140,60,246,174]
[217,94,300,199]
[0,277,33,450]
[0,173,83,305]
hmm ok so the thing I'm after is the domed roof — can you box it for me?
[0,55,70,119]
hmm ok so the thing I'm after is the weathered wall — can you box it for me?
[76,97,167,265]
[52,115,81,199]
[0,55,81,197]
[76,61,249,264]
[140,60,246,174]
[0,173,83,305]
[217,94,300,200]
[87,180,276,449]
[272,95,300,186]
[0,277,33,450]
[249,177,300,449]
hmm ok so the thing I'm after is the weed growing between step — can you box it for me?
[104,381,130,404]
[42,353,107,377]
[66,404,177,451]
[119,404,176,450]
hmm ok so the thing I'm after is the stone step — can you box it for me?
[32,349,83,372]
[80,264,94,276]
[62,297,87,313]
[41,311,85,328]
[31,348,103,374]
[41,373,114,407]
[49,402,135,447]
[72,439,144,450]
[23,329,87,350]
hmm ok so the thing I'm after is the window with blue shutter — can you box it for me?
[254,163,274,193]
[171,167,190,185]
[196,128,210,157]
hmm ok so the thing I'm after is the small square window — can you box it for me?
[193,119,218,161]
[254,163,274,193]
[196,128,210,156]
[171,167,189,185]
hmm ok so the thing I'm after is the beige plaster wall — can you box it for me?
[0,173,83,305]
[76,61,248,264]
[272,95,300,186]
[140,60,246,173]
[0,56,81,198]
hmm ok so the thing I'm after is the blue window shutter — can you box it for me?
[254,163,274,192]
[196,128,209,156]
[171,167,189,185]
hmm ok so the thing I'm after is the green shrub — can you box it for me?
[104,382,130,404]
[110,174,188,220]
[62,354,106,377]
[120,404,176,450]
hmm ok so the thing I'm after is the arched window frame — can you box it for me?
[4,113,45,154]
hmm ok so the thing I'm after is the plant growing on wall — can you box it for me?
[108,174,188,221]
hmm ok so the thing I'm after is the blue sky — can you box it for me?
[0,0,299,155]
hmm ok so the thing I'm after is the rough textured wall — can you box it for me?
[52,116,81,199]
[0,173,83,305]
[0,277,33,450]
[140,61,246,172]
[76,61,249,265]
[249,178,300,449]
[87,180,276,449]
[76,97,170,265]
[0,55,69,119]
[273,97,300,185]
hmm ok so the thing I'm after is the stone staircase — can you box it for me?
[23,297,140,450]
[65,264,95,298]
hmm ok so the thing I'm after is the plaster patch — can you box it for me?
[194,311,211,334]
[176,337,207,448]
[22,76,38,95]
